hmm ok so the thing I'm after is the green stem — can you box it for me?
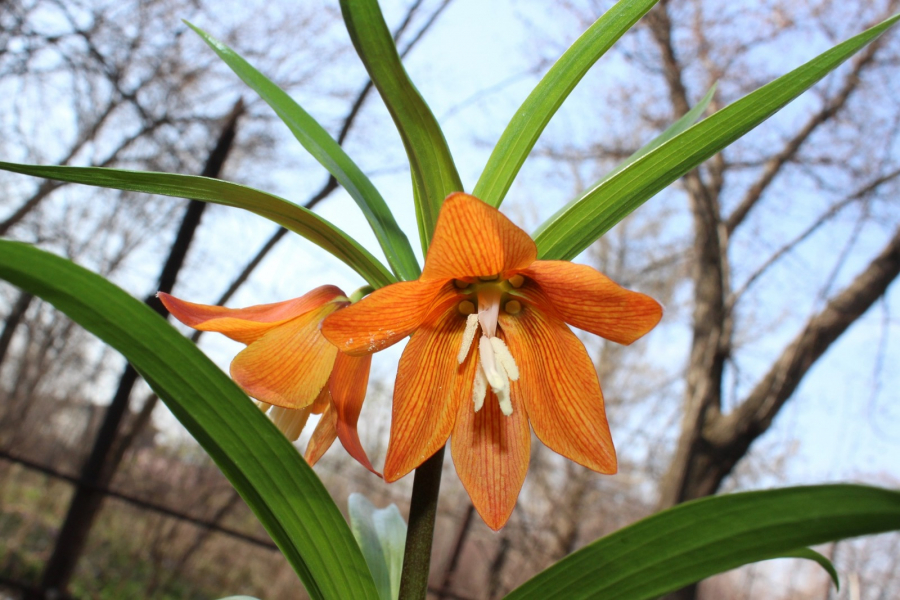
[398,446,445,600]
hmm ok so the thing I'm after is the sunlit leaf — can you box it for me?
[340,0,463,252]
[187,22,420,282]
[473,0,660,208]
[0,240,381,600]
[587,83,716,189]
[505,484,900,600]
[534,14,900,261]
[0,162,395,288]
[349,494,407,600]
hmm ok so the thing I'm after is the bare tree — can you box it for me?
[527,0,900,597]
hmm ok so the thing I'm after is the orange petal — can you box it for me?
[310,383,332,415]
[158,285,346,345]
[269,404,314,442]
[500,303,617,473]
[230,303,339,409]
[451,357,531,531]
[421,193,537,281]
[321,279,449,356]
[383,296,475,482]
[523,261,662,345]
[330,352,381,477]
[305,402,338,466]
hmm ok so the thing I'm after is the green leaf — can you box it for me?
[186,22,420,282]
[773,548,839,590]
[0,240,380,600]
[504,484,900,600]
[0,162,395,288]
[473,0,660,208]
[534,14,900,261]
[348,494,407,600]
[340,0,463,252]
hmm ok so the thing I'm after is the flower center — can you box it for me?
[455,276,522,416]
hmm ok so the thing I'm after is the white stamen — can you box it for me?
[479,336,506,391]
[457,313,479,364]
[479,335,514,416]
[472,363,488,411]
[497,385,513,416]
[490,337,519,381]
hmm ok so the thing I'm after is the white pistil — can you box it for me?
[477,287,501,338]
[455,282,521,417]
[457,313,479,364]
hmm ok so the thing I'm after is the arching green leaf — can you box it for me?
[505,485,900,600]
[0,240,380,600]
[340,0,463,252]
[187,22,420,281]
[0,162,395,288]
[534,14,900,260]
[473,0,660,208]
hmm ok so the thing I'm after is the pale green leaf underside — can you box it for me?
[187,22,420,282]
[340,0,463,252]
[535,13,900,260]
[349,494,407,600]
[474,0,661,208]
[0,241,380,600]
[0,162,395,288]
[506,484,900,600]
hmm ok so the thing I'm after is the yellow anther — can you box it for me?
[458,300,476,315]
[478,274,500,281]
[508,274,525,288]
[504,300,521,315]
[454,279,470,289]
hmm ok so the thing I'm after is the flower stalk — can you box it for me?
[398,446,445,600]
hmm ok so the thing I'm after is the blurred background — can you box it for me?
[1,0,899,598]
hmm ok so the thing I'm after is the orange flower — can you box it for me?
[158,285,378,475]
[322,193,662,529]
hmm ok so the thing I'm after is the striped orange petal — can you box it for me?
[322,279,448,356]
[451,354,531,531]
[158,285,346,344]
[500,301,617,474]
[523,261,662,345]
[421,193,537,281]
[330,352,380,477]
[305,402,338,466]
[230,302,340,410]
[383,295,476,482]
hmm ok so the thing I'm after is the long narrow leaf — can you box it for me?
[473,0,660,208]
[534,14,900,261]
[587,83,716,190]
[187,23,420,281]
[0,162,396,288]
[0,241,380,600]
[340,0,463,252]
[505,484,900,600]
